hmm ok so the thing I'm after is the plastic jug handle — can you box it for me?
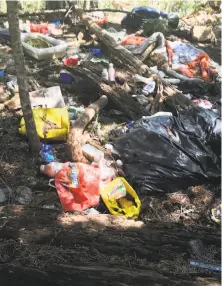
[48,179,56,188]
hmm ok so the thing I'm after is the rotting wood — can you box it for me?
[65,62,147,119]
[67,95,108,162]
[73,5,148,75]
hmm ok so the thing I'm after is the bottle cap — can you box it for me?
[109,63,113,67]
[40,165,45,173]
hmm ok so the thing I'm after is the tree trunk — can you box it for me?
[45,0,66,10]
[7,0,41,153]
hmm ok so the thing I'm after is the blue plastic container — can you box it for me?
[60,70,74,84]
[88,48,103,57]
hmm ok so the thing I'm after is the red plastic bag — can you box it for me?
[54,162,112,211]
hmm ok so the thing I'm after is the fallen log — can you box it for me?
[84,8,128,13]
[67,95,108,162]
[72,5,180,114]
[65,62,147,118]
[73,5,148,74]
[0,9,67,17]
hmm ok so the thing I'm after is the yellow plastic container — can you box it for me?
[100,177,141,219]
[19,108,70,141]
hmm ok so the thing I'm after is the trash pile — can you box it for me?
[0,5,221,225]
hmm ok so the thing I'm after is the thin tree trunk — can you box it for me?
[7,0,41,153]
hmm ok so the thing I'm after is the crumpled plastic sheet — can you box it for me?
[114,107,221,194]
[125,32,221,80]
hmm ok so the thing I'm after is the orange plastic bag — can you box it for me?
[54,162,112,211]
[121,35,146,46]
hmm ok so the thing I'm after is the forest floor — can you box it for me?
[0,8,221,286]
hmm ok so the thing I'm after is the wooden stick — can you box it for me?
[67,95,108,162]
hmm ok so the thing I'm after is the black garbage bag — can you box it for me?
[114,107,221,194]
[121,6,179,32]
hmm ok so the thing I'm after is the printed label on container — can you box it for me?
[68,164,79,188]
[109,180,126,199]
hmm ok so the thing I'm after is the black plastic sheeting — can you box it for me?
[114,107,221,194]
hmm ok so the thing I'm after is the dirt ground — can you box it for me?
[0,9,221,286]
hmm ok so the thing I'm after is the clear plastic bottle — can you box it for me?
[101,68,109,81]
[40,162,65,177]
[108,63,115,82]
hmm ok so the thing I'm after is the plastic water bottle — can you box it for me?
[101,68,109,81]
[40,144,55,163]
[40,162,65,177]
[108,63,115,82]
[142,79,156,95]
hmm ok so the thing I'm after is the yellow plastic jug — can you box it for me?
[100,177,141,219]
[19,108,70,141]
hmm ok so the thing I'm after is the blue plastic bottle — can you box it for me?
[40,144,55,163]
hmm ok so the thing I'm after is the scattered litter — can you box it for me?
[100,177,141,219]
[82,144,104,163]
[88,48,103,57]
[192,99,213,109]
[21,33,68,61]
[7,75,18,91]
[190,261,221,272]
[101,68,109,81]
[15,186,32,205]
[40,144,55,163]
[108,63,115,82]
[110,121,134,138]
[60,70,74,84]
[142,79,156,95]
[54,162,113,211]
[121,6,179,32]
[211,204,221,223]
[30,86,65,109]
[104,143,120,156]
[42,204,56,209]
[90,57,109,64]
[19,108,70,141]
[68,106,85,120]
[40,162,65,177]
[63,57,79,67]
[116,160,123,168]
[114,107,221,194]
[84,207,100,214]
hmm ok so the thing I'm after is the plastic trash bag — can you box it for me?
[114,107,221,194]
[19,108,69,141]
[100,177,141,219]
[54,162,112,211]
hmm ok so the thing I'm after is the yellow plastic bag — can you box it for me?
[19,108,70,141]
[100,177,141,219]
